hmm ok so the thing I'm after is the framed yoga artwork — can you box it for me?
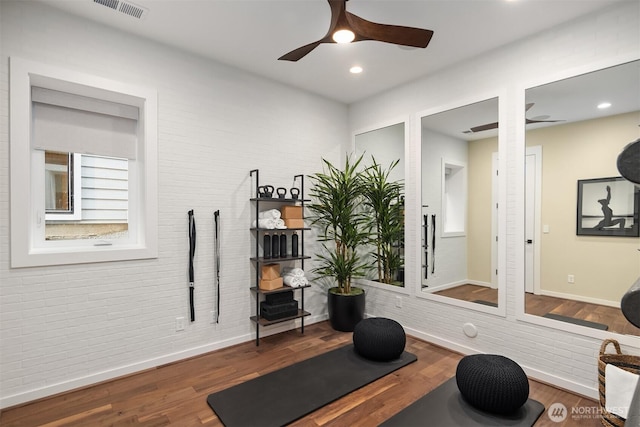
[577,177,640,237]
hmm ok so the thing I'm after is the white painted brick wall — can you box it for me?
[0,1,342,407]
[349,0,640,399]
[2,0,639,409]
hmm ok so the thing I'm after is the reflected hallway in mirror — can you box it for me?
[524,60,640,336]
[419,97,500,309]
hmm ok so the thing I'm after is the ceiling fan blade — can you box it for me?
[526,118,565,124]
[346,12,433,48]
[469,122,499,133]
[278,0,433,60]
[278,40,325,62]
[278,0,344,61]
[327,0,347,34]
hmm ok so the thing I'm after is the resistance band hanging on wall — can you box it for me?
[431,214,436,275]
[423,214,429,280]
[188,209,196,322]
[214,210,221,324]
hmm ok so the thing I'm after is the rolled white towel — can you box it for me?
[274,219,287,229]
[282,267,305,278]
[259,209,281,220]
[283,275,309,287]
[252,218,276,229]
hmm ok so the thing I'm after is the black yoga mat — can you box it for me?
[543,313,608,330]
[381,377,545,427]
[207,344,417,426]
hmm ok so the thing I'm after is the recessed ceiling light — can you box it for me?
[350,66,363,74]
[597,102,612,109]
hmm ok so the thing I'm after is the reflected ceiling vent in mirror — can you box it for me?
[93,0,148,19]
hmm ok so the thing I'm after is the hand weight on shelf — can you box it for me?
[290,188,300,199]
[276,187,287,198]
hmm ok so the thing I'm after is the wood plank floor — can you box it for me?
[0,321,601,427]
[435,284,640,336]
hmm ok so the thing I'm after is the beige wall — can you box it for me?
[467,136,498,283]
[526,112,640,303]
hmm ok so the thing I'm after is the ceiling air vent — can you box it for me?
[93,0,148,19]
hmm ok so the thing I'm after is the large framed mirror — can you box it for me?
[354,120,407,289]
[417,96,504,312]
[522,59,640,338]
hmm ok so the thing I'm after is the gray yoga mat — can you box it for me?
[381,377,545,427]
[207,344,417,426]
[543,312,608,330]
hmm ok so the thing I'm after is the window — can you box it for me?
[10,57,158,267]
[441,159,467,237]
[45,151,74,214]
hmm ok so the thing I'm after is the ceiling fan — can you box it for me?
[278,0,434,62]
[463,103,565,134]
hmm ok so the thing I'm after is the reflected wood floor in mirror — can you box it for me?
[435,284,640,336]
[0,321,599,427]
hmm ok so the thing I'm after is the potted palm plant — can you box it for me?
[307,154,369,332]
[361,158,405,285]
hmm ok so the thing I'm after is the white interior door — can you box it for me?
[525,146,542,294]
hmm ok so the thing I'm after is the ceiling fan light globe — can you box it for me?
[333,29,355,44]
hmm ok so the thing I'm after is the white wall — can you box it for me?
[0,1,347,407]
[421,129,468,289]
[349,1,640,399]
[354,122,405,184]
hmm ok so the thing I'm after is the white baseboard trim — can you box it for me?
[403,325,597,400]
[422,280,467,293]
[0,314,329,410]
[467,280,492,288]
[404,325,479,355]
[520,365,597,400]
[540,290,618,308]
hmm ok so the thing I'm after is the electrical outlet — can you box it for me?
[395,296,402,308]
[175,316,185,331]
[568,274,575,284]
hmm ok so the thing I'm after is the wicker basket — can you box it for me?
[598,338,640,427]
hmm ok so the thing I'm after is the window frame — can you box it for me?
[10,57,158,267]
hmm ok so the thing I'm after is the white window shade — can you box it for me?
[32,87,138,159]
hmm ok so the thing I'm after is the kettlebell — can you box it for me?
[276,187,287,198]
[290,188,300,199]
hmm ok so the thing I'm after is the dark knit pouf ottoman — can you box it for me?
[456,354,529,415]
[353,317,406,362]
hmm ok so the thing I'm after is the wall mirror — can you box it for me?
[524,60,640,337]
[419,97,502,311]
[354,121,406,288]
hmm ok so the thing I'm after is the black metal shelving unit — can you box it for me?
[249,169,311,346]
